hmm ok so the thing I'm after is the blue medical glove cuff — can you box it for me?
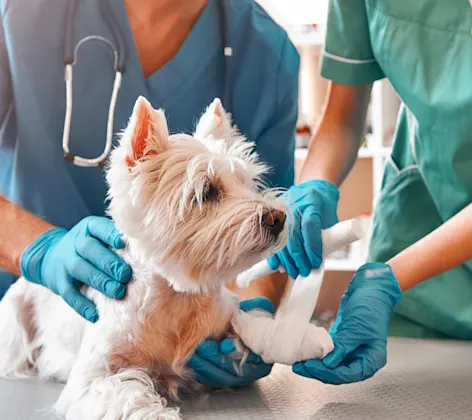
[303,179,340,204]
[20,227,68,285]
[354,262,403,305]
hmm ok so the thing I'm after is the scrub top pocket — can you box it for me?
[369,158,472,339]
[368,159,440,266]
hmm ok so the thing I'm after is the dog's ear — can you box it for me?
[194,98,237,141]
[125,96,168,165]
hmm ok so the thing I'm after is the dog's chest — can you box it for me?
[107,274,235,374]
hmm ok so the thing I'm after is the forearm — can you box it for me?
[299,119,361,185]
[298,83,372,185]
[388,204,472,291]
[0,196,54,275]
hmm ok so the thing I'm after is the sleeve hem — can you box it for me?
[320,52,385,85]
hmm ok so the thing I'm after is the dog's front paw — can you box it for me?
[223,335,251,375]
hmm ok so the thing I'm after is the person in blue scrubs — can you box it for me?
[0,0,299,388]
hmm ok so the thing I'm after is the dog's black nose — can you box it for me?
[262,210,286,236]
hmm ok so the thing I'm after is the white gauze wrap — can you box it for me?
[233,219,365,365]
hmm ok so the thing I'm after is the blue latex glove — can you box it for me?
[20,216,132,323]
[267,179,339,279]
[293,262,402,384]
[187,297,275,388]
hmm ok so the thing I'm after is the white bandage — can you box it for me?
[232,309,333,365]
[236,218,364,288]
[233,218,365,365]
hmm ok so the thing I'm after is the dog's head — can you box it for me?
[106,96,289,292]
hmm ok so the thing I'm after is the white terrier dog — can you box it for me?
[0,97,289,419]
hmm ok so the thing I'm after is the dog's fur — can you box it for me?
[0,97,289,419]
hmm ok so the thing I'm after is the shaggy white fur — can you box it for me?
[0,97,289,420]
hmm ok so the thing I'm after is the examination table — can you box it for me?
[1,337,471,420]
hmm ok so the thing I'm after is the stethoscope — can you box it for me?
[62,0,232,168]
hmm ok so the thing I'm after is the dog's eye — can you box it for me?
[202,184,221,202]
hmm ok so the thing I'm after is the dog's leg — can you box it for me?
[33,292,86,383]
[0,278,38,377]
[55,323,182,420]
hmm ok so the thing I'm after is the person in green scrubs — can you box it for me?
[267,0,472,384]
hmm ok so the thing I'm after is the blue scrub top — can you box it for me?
[0,0,299,295]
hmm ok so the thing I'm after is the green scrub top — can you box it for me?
[321,0,472,339]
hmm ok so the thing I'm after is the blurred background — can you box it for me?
[256,0,401,319]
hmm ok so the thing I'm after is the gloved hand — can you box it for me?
[187,297,275,388]
[20,216,132,323]
[267,179,339,279]
[293,262,402,384]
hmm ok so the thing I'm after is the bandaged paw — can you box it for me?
[233,219,365,366]
[231,309,334,365]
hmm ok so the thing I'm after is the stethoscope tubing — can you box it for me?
[63,0,231,168]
